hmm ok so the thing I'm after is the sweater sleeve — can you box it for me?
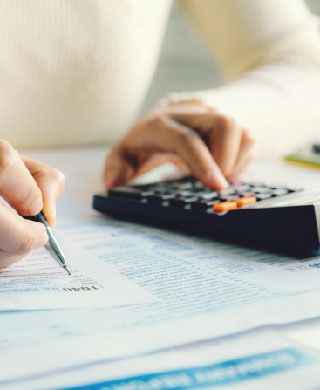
[167,0,320,156]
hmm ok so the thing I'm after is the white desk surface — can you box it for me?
[24,146,320,357]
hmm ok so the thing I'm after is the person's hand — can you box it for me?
[0,140,65,268]
[104,102,255,190]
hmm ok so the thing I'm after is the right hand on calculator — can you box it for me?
[104,102,255,191]
[0,140,65,268]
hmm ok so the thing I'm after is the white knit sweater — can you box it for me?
[1,0,320,155]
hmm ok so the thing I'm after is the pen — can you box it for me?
[25,212,71,275]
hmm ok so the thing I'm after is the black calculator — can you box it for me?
[93,177,320,256]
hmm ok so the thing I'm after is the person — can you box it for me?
[1,0,320,266]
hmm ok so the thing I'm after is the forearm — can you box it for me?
[166,54,320,156]
[173,0,320,156]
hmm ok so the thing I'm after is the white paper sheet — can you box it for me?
[2,215,320,384]
[5,330,320,390]
[0,230,155,310]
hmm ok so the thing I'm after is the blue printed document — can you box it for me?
[5,330,320,390]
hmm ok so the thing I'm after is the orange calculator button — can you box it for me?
[214,201,237,213]
[236,196,257,207]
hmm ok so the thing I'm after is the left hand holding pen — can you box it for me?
[0,140,65,268]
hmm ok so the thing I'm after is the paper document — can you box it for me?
[2,215,320,383]
[5,330,320,390]
[0,230,155,311]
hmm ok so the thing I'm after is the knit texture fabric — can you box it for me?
[0,0,319,155]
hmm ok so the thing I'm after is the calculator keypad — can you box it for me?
[108,178,300,213]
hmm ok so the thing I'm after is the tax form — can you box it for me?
[0,230,155,311]
[2,215,320,384]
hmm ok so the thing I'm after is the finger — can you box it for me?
[136,154,189,177]
[106,115,228,190]
[209,116,242,178]
[22,157,65,225]
[0,140,43,216]
[169,109,217,134]
[137,115,227,189]
[105,150,189,189]
[166,99,206,108]
[173,126,227,189]
[0,203,48,268]
[104,147,136,189]
[230,129,255,178]
[230,152,254,179]
[169,111,246,178]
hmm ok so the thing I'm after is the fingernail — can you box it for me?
[50,208,56,226]
[30,198,43,215]
[105,173,119,190]
[209,168,228,190]
[36,231,49,249]
[48,207,56,226]
[45,210,56,226]
[104,178,112,190]
[43,203,56,226]
[219,175,229,189]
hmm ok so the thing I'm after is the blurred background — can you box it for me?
[142,0,320,113]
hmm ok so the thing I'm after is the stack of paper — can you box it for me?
[2,214,320,388]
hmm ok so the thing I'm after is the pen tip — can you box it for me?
[64,265,72,276]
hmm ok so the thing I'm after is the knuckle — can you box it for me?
[18,185,41,211]
[178,130,200,150]
[16,231,36,255]
[106,146,123,169]
[41,166,66,187]
[0,140,14,171]
[243,130,255,147]
[146,114,167,128]
[52,168,65,185]
[215,114,236,131]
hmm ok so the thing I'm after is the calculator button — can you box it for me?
[236,196,256,207]
[177,190,195,197]
[288,187,303,193]
[193,181,205,189]
[170,197,198,207]
[219,195,239,202]
[251,187,272,194]
[256,193,273,201]
[108,187,154,199]
[234,184,250,192]
[147,194,175,202]
[164,183,181,189]
[235,191,256,197]
[197,191,219,200]
[214,201,237,212]
[271,188,289,196]
[192,199,220,210]
[249,182,266,188]
[218,188,236,196]
[173,182,194,190]
[155,181,181,189]
[154,188,177,194]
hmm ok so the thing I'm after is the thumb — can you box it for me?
[104,152,135,190]
[22,157,65,226]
